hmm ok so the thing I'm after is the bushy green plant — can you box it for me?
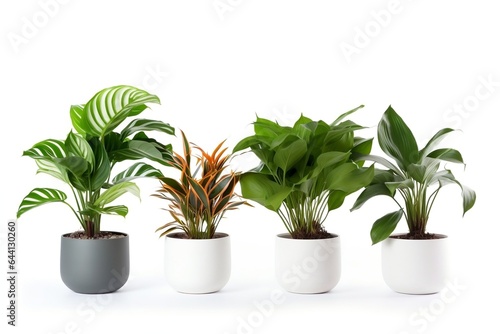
[233,106,374,239]
[17,85,175,238]
[351,105,476,244]
[154,131,249,239]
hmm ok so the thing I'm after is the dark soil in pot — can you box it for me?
[391,233,447,240]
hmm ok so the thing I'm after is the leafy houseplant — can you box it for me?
[233,106,374,293]
[154,131,248,293]
[350,105,476,244]
[16,85,175,293]
[350,105,476,294]
[233,106,374,239]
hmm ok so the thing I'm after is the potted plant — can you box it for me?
[350,105,476,294]
[16,85,175,294]
[233,106,374,293]
[153,130,249,294]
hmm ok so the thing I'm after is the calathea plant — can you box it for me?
[154,131,249,239]
[17,85,175,238]
[233,106,374,239]
[350,105,476,244]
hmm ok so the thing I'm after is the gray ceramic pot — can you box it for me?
[60,232,130,294]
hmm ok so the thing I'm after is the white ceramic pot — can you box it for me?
[381,234,449,294]
[164,232,231,294]
[275,233,341,294]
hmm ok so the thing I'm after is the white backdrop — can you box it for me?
[1,1,499,333]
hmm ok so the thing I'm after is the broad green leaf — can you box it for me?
[370,209,404,245]
[419,128,455,160]
[326,164,374,194]
[113,162,163,184]
[352,154,402,177]
[57,156,89,177]
[94,182,140,208]
[327,190,347,211]
[240,173,292,211]
[111,140,163,163]
[427,148,464,164]
[350,183,392,211]
[352,137,373,166]
[82,85,161,138]
[254,116,286,138]
[273,137,307,173]
[70,104,87,135]
[66,132,94,168]
[407,163,427,183]
[313,151,350,177]
[120,118,175,140]
[377,106,418,170]
[385,178,414,195]
[17,188,67,218]
[23,139,67,159]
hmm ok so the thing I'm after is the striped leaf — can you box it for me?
[23,139,69,183]
[17,188,67,218]
[81,205,129,217]
[94,182,140,208]
[66,132,94,168]
[70,104,88,135]
[120,118,175,140]
[82,85,160,138]
[113,162,163,184]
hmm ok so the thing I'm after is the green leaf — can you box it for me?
[111,140,163,163]
[331,104,364,126]
[94,182,140,208]
[273,137,307,173]
[419,128,455,160]
[385,178,414,195]
[370,209,404,245]
[70,104,88,135]
[66,132,94,168]
[186,177,210,210]
[89,138,111,191]
[240,172,292,211]
[57,156,89,177]
[81,205,129,217]
[377,106,418,170]
[82,85,161,138]
[113,162,163,184]
[120,118,175,140]
[326,164,374,194]
[23,139,67,159]
[427,148,464,164]
[17,188,67,218]
[327,190,347,210]
[350,183,392,211]
[407,163,427,183]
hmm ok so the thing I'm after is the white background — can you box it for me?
[1,1,499,333]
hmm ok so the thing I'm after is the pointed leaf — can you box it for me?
[66,132,94,168]
[331,104,364,126]
[113,162,163,184]
[82,85,161,138]
[273,137,307,173]
[427,148,464,164]
[350,183,392,211]
[327,190,347,211]
[17,188,67,218]
[120,118,175,140]
[370,209,404,245]
[81,205,129,217]
[94,182,140,208]
[240,172,292,211]
[377,106,418,170]
[419,128,455,160]
[70,104,88,135]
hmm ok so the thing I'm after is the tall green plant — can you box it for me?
[233,106,374,239]
[17,85,175,238]
[350,105,476,244]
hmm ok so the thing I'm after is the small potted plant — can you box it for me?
[350,105,476,294]
[17,85,175,294]
[233,106,374,293]
[153,130,249,294]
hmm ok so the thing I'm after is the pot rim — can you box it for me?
[61,231,129,239]
[276,232,339,240]
[165,232,229,240]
